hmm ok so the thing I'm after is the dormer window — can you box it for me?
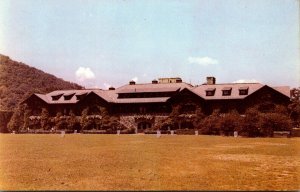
[222,87,232,96]
[64,93,75,100]
[206,88,216,96]
[51,94,63,101]
[239,87,249,95]
[75,93,88,100]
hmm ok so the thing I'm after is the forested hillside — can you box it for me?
[0,54,84,111]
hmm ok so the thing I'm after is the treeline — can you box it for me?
[0,54,83,111]
[151,88,300,137]
[7,106,132,134]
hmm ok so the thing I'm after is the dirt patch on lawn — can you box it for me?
[252,142,288,146]
[212,154,300,167]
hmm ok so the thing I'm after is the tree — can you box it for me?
[200,112,220,135]
[54,112,67,130]
[257,101,275,113]
[219,110,242,136]
[0,110,13,133]
[289,87,300,127]
[80,107,91,130]
[99,107,111,130]
[290,87,300,102]
[259,112,292,137]
[239,107,261,137]
[109,116,120,130]
[192,106,205,129]
[273,104,288,116]
[7,106,24,132]
[40,108,50,130]
[23,109,31,131]
[67,110,79,131]
[168,105,181,129]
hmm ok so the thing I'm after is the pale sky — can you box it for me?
[0,0,299,89]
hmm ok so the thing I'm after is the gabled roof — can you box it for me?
[35,90,93,104]
[272,86,290,98]
[26,80,290,105]
[33,93,49,103]
[93,89,118,103]
[191,83,265,100]
[191,83,290,100]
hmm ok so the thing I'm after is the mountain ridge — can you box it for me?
[0,54,84,111]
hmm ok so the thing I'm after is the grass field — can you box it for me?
[0,134,299,190]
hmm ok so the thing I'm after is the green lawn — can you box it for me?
[0,134,299,190]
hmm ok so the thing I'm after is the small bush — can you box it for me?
[219,112,242,136]
[259,113,292,137]
[200,115,220,135]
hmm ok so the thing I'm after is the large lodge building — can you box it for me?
[23,77,291,133]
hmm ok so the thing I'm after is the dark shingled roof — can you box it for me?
[30,81,290,104]
[191,83,265,100]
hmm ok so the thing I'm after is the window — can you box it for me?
[239,87,249,95]
[75,93,87,100]
[64,93,75,100]
[222,87,232,96]
[51,94,63,101]
[206,88,216,96]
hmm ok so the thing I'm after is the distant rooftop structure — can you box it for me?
[158,77,182,84]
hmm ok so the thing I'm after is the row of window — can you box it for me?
[51,93,88,101]
[206,88,249,96]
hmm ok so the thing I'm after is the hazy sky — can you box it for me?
[0,0,299,89]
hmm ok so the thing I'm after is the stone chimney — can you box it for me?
[206,77,216,85]
[129,80,136,85]
[152,79,158,84]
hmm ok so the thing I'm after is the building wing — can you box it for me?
[190,83,265,100]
